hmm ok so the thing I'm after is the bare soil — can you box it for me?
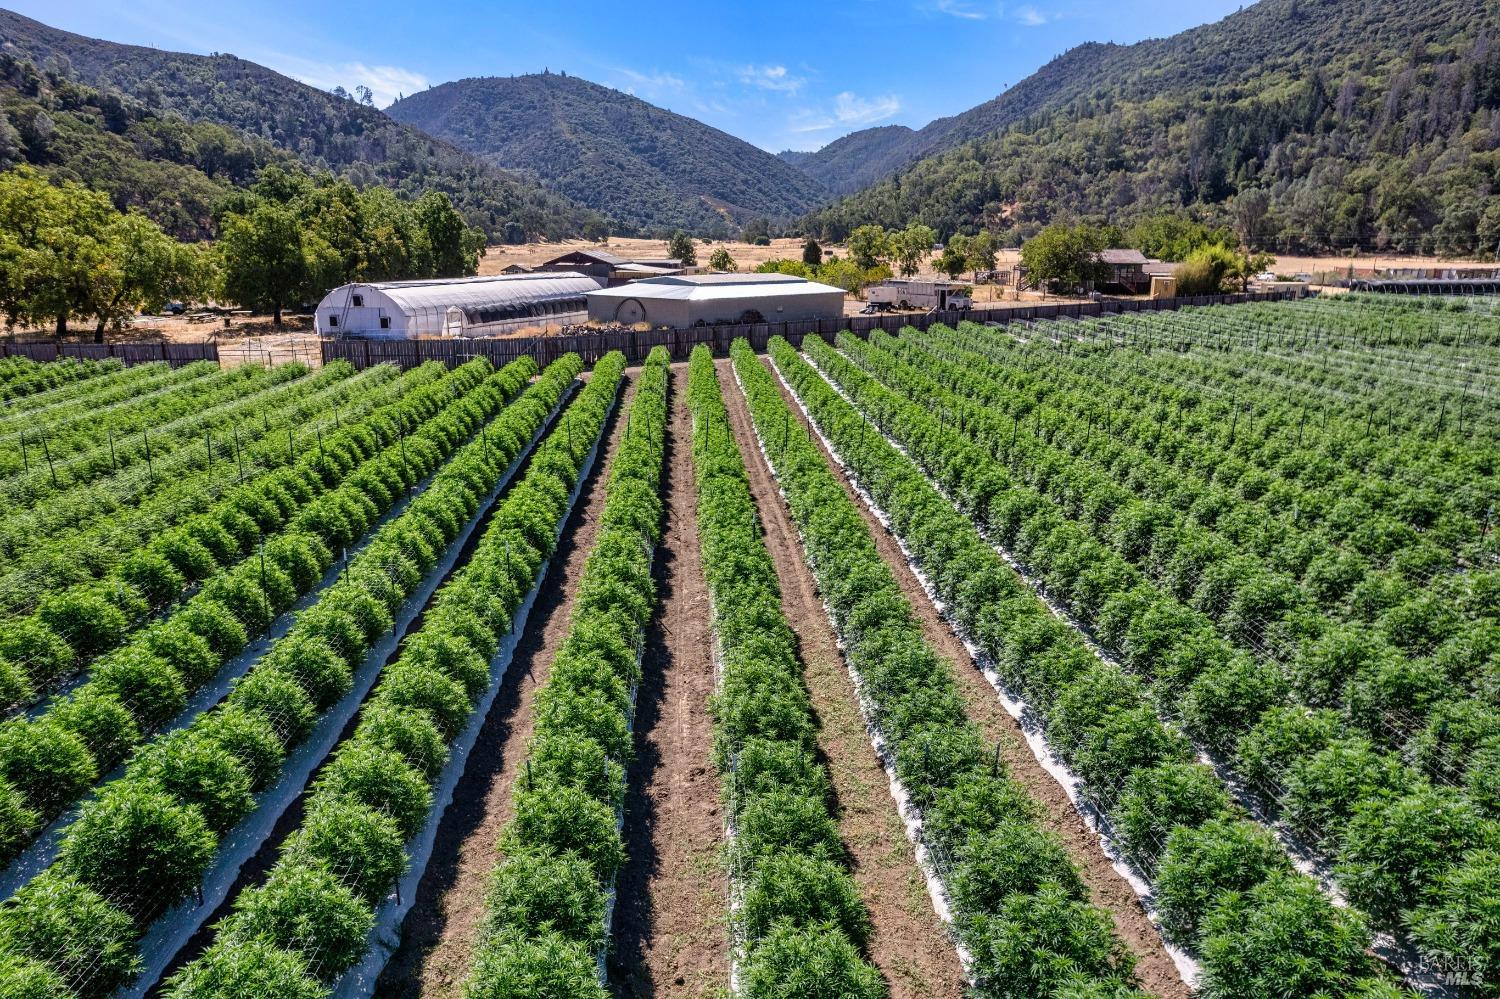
[608,365,730,998]
[375,373,638,999]
[754,356,1192,999]
[715,358,967,999]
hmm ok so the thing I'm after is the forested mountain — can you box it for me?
[798,0,1500,256]
[387,72,829,236]
[0,9,606,242]
[777,124,917,197]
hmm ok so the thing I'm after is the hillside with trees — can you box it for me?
[387,72,828,236]
[797,0,1500,256]
[0,9,606,242]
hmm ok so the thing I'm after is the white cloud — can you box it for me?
[928,0,990,18]
[786,90,901,136]
[834,91,901,124]
[739,64,805,93]
[1013,4,1049,25]
[614,67,686,97]
[258,51,428,106]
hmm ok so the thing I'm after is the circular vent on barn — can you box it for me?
[614,299,646,325]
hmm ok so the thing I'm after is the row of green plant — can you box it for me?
[0,361,259,479]
[0,354,583,999]
[1067,307,1498,507]
[933,316,1493,548]
[0,362,431,706]
[0,361,307,503]
[738,338,1151,999]
[0,361,201,436]
[855,327,1496,764]
[158,352,631,998]
[462,347,667,999]
[791,333,1491,995]
[0,358,119,403]
[684,345,885,997]
[0,364,415,612]
[0,357,536,866]
[0,365,395,687]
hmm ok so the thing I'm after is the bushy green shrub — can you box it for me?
[1335,787,1496,926]
[1154,817,1291,945]
[0,718,96,817]
[1198,874,1371,999]
[130,729,255,832]
[50,687,138,771]
[1109,761,1229,871]
[37,586,130,658]
[505,786,624,880]
[480,852,607,948]
[59,782,216,918]
[280,801,405,905]
[93,648,187,729]
[0,871,141,998]
[739,922,886,999]
[314,742,431,838]
[1405,850,1500,993]
[161,937,326,999]
[950,820,1084,913]
[219,862,372,979]
[0,954,69,999]
[963,885,1136,999]
[463,932,605,999]
[739,852,870,945]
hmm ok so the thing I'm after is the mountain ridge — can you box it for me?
[386,72,829,236]
[0,8,607,241]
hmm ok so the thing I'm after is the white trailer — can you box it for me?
[864,279,972,311]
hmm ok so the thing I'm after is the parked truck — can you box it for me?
[863,279,972,312]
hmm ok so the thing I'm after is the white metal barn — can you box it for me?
[314,273,598,338]
[586,274,845,327]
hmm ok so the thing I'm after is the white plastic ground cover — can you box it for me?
[729,361,979,985]
[333,384,619,999]
[795,350,1458,997]
[0,415,483,900]
[119,381,582,999]
[710,629,746,996]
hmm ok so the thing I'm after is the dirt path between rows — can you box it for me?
[375,372,639,999]
[716,358,966,999]
[608,365,729,999]
[755,355,1190,999]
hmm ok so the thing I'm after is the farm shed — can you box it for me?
[315,273,597,337]
[535,248,684,286]
[1096,249,1150,293]
[586,273,845,327]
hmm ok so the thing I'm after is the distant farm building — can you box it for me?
[1096,249,1150,293]
[535,248,684,286]
[586,274,844,327]
[315,273,597,338]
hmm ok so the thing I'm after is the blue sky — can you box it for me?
[24,1,1247,151]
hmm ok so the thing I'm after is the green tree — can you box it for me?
[892,224,937,277]
[846,224,890,270]
[708,247,737,272]
[0,168,205,338]
[1020,223,1109,294]
[667,230,697,267]
[965,230,997,276]
[216,202,316,326]
[801,236,822,267]
[414,190,484,277]
[937,234,970,278]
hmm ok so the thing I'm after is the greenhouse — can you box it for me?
[315,273,597,337]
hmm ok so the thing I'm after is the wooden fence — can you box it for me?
[0,340,219,367]
[321,289,1308,370]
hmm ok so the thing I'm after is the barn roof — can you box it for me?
[358,273,599,316]
[587,273,844,302]
[1098,248,1149,265]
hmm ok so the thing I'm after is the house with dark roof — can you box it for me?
[1096,249,1151,293]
